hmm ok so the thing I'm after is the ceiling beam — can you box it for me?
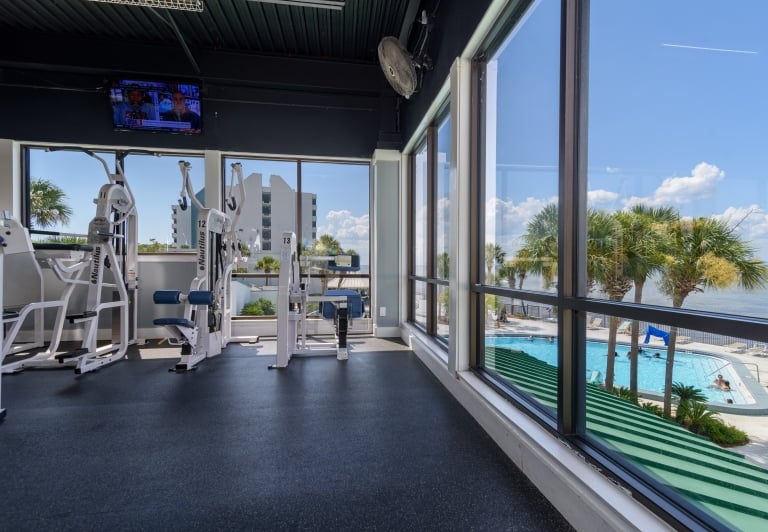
[399,0,423,43]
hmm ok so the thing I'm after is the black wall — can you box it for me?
[0,0,491,157]
[398,0,493,144]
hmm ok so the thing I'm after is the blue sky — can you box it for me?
[29,150,370,262]
[589,0,768,260]
[485,0,768,266]
[27,0,768,314]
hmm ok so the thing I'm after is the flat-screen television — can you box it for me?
[109,79,203,134]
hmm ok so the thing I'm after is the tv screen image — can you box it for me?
[110,79,202,134]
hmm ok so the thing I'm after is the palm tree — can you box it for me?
[306,234,346,292]
[29,178,72,228]
[520,203,558,289]
[587,209,633,390]
[658,217,768,417]
[254,255,280,286]
[671,382,707,405]
[437,252,450,279]
[484,243,506,284]
[498,258,520,317]
[676,400,719,434]
[506,249,531,316]
[313,234,342,255]
[615,205,678,395]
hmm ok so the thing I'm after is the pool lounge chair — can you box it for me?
[617,320,631,334]
[748,343,768,357]
[587,317,604,330]
[676,336,691,344]
[726,342,747,354]
[586,369,603,384]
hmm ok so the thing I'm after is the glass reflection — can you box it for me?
[582,313,768,530]
[483,0,561,294]
[587,0,768,319]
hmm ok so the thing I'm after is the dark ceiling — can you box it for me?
[0,0,424,76]
[0,0,486,156]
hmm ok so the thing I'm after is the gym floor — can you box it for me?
[0,337,573,531]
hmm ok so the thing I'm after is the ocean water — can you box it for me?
[600,284,768,320]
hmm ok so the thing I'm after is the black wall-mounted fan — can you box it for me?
[377,10,433,99]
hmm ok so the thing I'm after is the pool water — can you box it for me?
[486,336,747,405]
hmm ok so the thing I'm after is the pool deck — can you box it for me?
[488,316,768,468]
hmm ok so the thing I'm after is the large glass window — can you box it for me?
[587,1,768,319]
[223,157,370,324]
[301,161,371,327]
[408,110,452,344]
[478,0,561,414]
[411,141,429,331]
[27,148,204,252]
[435,116,451,341]
[413,142,429,279]
[585,2,768,527]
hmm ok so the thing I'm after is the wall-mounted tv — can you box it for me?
[109,79,202,134]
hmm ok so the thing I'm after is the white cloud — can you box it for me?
[713,205,768,238]
[317,209,370,257]
[622,161,724,208]
[606,166,620,174]
[485,196,557,248]
[588,189,619,205]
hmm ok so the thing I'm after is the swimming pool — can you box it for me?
[486,336,747,405]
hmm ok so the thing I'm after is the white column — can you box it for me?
[449,58,473,374]
[371,149,401,337]
[0,139,21,215]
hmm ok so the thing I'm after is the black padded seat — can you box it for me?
[33,243,94,252]
[154,317,195,329]
[66,310,98,323]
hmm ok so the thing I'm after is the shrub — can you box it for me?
[695,417,749,446]
[240,298,275,316]
[612,386,638,404]
[640,401,663,417]
[677,400,719,433]
[672,382,707,403]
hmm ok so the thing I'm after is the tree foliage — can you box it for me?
[29,178,72,228]
[240,298,276,316]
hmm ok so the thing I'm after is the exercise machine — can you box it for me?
[2,151,138,374]
[1,213,91,372]
[272,231,362,369]
[1,232,5,419]
[153,161,251,371]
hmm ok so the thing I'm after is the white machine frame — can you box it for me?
[153,161,252,371]
[2,152,138,375]
[1,215,91,366]
[272,231,357,369]
[1,231,5,419]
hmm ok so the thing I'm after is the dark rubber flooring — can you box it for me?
[0,338,573,531]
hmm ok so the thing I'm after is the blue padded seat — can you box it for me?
[322,290,363,319]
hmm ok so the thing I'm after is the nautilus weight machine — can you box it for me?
[153,161,249,371]
[272,231,362,369]
[2,151,138,375]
